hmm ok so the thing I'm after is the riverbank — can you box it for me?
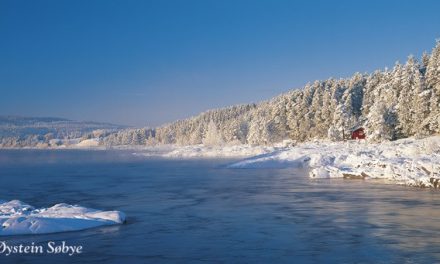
[229,136,440,188]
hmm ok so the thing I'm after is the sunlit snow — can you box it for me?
[229,136,440,188]
[0,200,125,236]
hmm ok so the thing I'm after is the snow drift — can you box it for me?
[162,144,276,158]
[0,200,125,236]
[229,136,440,188]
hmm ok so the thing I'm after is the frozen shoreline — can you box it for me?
[0,200,125,236]
[2,136,440,188]
[128,136,440,188]
[229,136,440,188]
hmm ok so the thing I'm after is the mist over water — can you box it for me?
[1,150,440,263]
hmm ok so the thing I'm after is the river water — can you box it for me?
[0,150,440,263]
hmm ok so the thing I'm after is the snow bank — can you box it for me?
[132,144,277,158]
[162,144,276,158]
[0,200,125,236]
[75,138,100,148]
[229,136,440,188]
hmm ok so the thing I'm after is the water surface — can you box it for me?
[0,150,440,263]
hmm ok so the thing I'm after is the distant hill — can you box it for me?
[0,116,126,148]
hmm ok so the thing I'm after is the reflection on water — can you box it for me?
[0,150,440,263]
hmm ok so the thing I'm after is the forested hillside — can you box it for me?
[104,41,440,146]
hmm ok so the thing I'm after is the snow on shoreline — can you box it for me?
[132,140,294,158]
[229,136,440,188]
[0,200,125,236]
[160,144,277,158]
[2,136,439,188]
[132,136,440,188]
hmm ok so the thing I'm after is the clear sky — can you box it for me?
[1,0,440,127]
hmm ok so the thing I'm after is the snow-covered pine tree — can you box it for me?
[202,119,224,146]
[396,56,420,137]
[425,41,440,133]
[365,102,398,142]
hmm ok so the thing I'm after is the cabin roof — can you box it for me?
[352,127,364,132]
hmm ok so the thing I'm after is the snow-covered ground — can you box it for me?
[229,136,440,188]
[74,138,100,148]
[160,144,277,158]
[132,140,295,158]
[0,200,125,236]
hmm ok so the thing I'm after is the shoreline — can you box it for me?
[2,136,439,188]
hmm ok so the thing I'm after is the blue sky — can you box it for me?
[1,0,440,126]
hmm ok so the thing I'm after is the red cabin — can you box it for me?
[351,128,366,140]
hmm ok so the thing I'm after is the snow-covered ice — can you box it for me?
[229,136,440,188]
[0,200,125,236]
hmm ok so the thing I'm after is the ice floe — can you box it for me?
[0,200,125,236]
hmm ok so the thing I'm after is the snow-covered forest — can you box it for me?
[1,41,440,148]
[104,41,440,146]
